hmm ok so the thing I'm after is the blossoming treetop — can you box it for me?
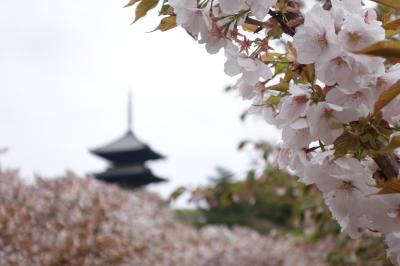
[128,0,400,264]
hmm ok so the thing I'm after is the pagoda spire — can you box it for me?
[128,90,133,133]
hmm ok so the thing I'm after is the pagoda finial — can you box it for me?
[128,90,133,133]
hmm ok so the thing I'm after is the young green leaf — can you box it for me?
[377,133,400,154]
[371,0,400,11]
[125,0,141,7]
[304,64,316,84]
[376,179,400,195]
[354,40,400,58]
[238,140,249,150]
[242,23,259,33]
[159,4,174,15]
[266,82,289,92]
[386,29,400,38]
[169,186,186,202]
[384,18,400,30]
[333,132,360,158]
[150,16,177,32]
[133,0,159,23]
[265,95,281,106]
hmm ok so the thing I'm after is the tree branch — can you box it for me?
[244,11,297,37]
[374,152,400,180]
[244,17,264,28]
[267,10,295,36]
[322,0,332,10]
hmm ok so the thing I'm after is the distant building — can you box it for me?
[90,93,166,188]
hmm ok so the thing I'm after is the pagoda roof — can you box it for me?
[91,130,164,162]
[94,164,166,188]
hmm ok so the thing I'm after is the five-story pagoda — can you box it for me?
[90,93,166,188]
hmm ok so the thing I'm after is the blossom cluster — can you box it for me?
[146,0,400,263]
[0,170,331,266]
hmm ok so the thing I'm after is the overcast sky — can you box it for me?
[0,0,280,197]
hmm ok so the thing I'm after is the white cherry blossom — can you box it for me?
[247,0,276,20]
[306,102,357,144]
[330,0,362,33]
[367,63,400,96]
[315,52,384,92]
[218,0,247,14]
[293,4,340,64]
[281,118,311,149]
[169,0,209,35]
[199,23,228,54]
[304,155,378,238]
[276,84,310,127]
[338,13,385,52]
[234,79,265,100]
[224,45,272,85]
[278,148,309,176]
[326,87,375,118]
[369,194,400,234]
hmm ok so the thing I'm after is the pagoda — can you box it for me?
[90,93,166,188]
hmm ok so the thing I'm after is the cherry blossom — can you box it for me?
[276,84,309,127]
[306,102,351,144]
[338,14,385,52]
[218,0,247,15]
[247,0,277,20]
[224,45,272,85]
[281,119,311,149]
[315,53,385,92]
[293,4,340,64]
[369,195,400,234]
[169,0,209,35]
[278,148,309,176]
[326,87,375,118]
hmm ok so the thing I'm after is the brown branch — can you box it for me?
[267,10,296,36]
[244,17,264,34]
[374,153,400,180]
[322,0,332,10]
[372,138,400,180]
[244,17,264,28]
[244,11,297,37]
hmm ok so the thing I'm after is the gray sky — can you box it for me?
[0,0,279,197]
